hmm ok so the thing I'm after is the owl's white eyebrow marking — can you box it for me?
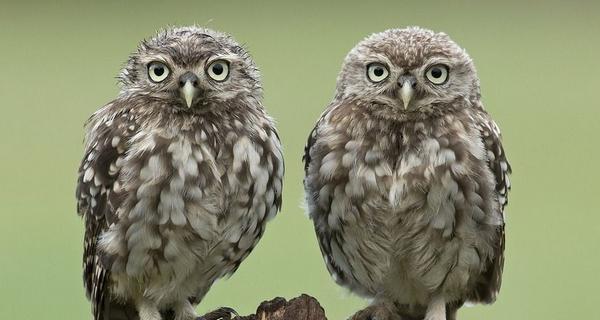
[422,56,454,68]
[205,54,242,68]
[363,54,393,66]
[139,55,172,67]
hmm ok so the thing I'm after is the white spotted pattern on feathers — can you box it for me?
[77,100,283,315]
[76,26,283,320]
[303,27,511,319]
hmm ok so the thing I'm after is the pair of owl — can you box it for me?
[76,26,510,320]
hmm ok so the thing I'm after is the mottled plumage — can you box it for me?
[76,26,284,320]
[303,27,510,320]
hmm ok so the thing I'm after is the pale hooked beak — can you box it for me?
[181,82,197,108]
[398,75,417,109]
[179,72,200,108]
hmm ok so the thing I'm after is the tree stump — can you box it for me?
[199,294,327,320]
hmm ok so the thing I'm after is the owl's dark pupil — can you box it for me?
[431,68,442,78]
[374,68,384,77]
[212,64,224,75]
[154,67,164,76]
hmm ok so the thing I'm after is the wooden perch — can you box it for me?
[199,294,327,320]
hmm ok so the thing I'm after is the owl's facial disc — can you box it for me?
[178,71,201,108]
[398,74,417,109]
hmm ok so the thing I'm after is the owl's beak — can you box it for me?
[179,72,200,108]
[181,82,197,108]
[398,75,416,109]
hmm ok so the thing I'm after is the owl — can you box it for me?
[303,27,511,320]
[75,26,284,320]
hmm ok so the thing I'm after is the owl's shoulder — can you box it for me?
[305,101,404,166]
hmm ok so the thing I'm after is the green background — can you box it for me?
[1,1,598,319]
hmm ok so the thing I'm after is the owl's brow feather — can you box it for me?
[146,45,221,67]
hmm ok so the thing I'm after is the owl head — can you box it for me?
[118,26,261,111]
[335,27,480,120]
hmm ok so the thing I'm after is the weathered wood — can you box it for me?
[198,294,328,320]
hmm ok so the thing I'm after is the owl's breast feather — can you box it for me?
[100,120,284,304]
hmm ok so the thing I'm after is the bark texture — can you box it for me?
[199,294,327,320]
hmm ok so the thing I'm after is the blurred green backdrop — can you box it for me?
[1,1,599,319]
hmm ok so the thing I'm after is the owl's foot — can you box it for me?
[138,299,162,320]
[174,300,198,320]
[197,307,238,320]
[349,304,399,320]
[424,296,446,320]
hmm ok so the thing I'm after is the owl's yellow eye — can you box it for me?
[425,64,449,85]
[367,63,389,83]
[147,62,170,83]
[207,60,230,82]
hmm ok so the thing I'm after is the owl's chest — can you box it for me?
[110,130,226,265]
[336,118,486,212]
[122,128,226,217]
[387,120,485,206]
[110,123,280,275]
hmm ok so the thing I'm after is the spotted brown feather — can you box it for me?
[468,109,512,304]
[75,26,284,320]
[303,27,512,320]
[76,107,135,320]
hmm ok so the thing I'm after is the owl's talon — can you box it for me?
[197,307,238,320]
[349,303,402,320]
[348,308,379,320]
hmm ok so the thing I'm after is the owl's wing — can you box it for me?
[303,107,330,175]
[302,110,354,289]
[224,126,285,275]
[76,105,133,320]
[470,112,512,303]
[302,125,318,175]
